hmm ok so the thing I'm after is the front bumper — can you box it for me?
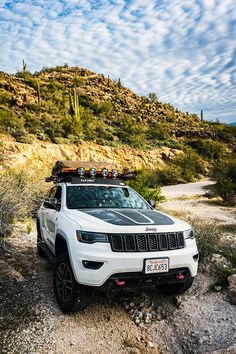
[69,239,198,287]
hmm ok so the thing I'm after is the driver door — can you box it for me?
[42,186,62,252]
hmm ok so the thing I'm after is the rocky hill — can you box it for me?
[0,64,235,178]
[0,65,216,147]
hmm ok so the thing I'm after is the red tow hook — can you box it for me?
[114,279,125,286]
[176,273,185,280]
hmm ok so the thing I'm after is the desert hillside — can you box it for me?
[0,64,230,149]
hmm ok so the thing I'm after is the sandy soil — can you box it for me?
[0,181,235,354]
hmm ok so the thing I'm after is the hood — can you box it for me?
[65,208,191,233]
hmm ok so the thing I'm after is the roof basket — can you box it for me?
[45,160,137,183]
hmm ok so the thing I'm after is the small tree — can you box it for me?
[148,92,158,102]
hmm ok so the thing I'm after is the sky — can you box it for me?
[0,0,236,124]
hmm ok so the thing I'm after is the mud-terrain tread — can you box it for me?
[53,252,89,313]
[158,277,194,295]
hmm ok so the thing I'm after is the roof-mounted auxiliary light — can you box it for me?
[77,167,85,177]
[101,168,108,177]
[112,169,118,178]
[89,167,97,177]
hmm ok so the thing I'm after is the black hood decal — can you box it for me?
[80,209,174,226]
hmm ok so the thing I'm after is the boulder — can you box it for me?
[228,274,236,305]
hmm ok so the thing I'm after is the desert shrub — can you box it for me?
[187,139,226,160]
[0,171,44,237]
[174,149,205,181]
[190,220,222,260]
[15,70,32,80]
[153,149,205,186]
[154,165,184,185]
[115,114,148,148]
[127,170,166,205]
[210,159,236,205]
[93,100,113,116]
[148,122,171,141]
[15,133,35,144]
[0,89,12,105]
[0,106,25,134]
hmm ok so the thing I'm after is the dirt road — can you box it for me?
[161,180,236,224]
[0,181,235,354]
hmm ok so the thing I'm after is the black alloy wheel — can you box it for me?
[53,253,90,313]
[55,262,73,303]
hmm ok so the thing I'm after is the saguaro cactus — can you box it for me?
[37,82,41,107]
[201,110,204,121]
[22,59,27,72]
[69,85,80,123]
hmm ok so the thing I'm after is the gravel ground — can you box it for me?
[0,233,161,354]
[0,181,235,354]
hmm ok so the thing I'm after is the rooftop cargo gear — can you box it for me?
[45,160,137,183]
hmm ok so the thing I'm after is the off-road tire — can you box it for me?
[53,252,90,313]
[158,277,194,296]
[36,220,46,257]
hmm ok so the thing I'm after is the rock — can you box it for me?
[147,340,154,348]
[228,274,236,305]
[128,348,141,354]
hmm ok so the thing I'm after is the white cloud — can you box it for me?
[0,0,235,122]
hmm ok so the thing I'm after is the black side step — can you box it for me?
[38,243,56,265]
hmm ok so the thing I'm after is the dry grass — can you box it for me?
[0,171,45,238]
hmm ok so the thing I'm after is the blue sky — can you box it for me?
[0,0,236,123]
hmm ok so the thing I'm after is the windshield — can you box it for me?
[66,185,150,209]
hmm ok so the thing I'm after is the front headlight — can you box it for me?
[183,229,195,239]
[76,231,108,244]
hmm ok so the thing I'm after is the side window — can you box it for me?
[44,186,62,210]
[50,186,62,202]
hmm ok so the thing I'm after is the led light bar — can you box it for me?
[77,167,85,177]
[101,168,108,177]
[89,167,97,177]
[112,169,118,178]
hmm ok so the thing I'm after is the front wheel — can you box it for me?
[53,253,90,313]
[158,277,194,296]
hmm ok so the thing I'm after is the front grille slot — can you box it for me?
[124,234,136,252]
[111,234,124,251]
[137,234,148,251]
[109,232,185,252]
[148,234,159,251]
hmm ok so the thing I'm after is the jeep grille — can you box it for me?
[109,232,184,252]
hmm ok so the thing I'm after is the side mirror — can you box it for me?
[44,197,60,210]
[147,199,156,209]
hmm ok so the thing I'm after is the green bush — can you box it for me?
[187,139,226,160]
[127,170,166,205]
[211,159,236,205]
[148,122,171,141]
[152,149,205,186]
[0,106,25,135]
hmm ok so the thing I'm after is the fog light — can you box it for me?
[82,260,104,270]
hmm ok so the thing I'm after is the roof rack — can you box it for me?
[45,161,137,183]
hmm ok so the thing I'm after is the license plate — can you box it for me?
[144,258,169,274]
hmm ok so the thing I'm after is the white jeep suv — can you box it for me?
[37,161,198,313]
